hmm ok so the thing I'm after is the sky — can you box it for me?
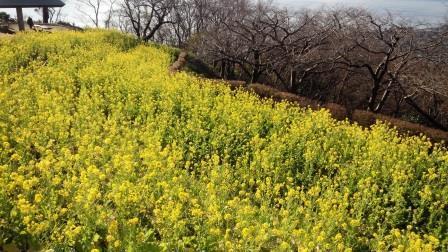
[1,0,447,27]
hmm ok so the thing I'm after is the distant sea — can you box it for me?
[277,0,448,24]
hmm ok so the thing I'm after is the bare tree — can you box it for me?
[323,8,448,129]
[400,83,448,131]
[199,0,281,83]
[48,4,65,23]
[331,11,425,112]
[104,0,117,28]
[194,1,335,88]
[76,0,102,27]
[119,0,175,41]
[168,0,195,46]
[396,35,448,130]
[262,9,334,92]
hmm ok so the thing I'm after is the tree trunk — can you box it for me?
[373,80,393,112]
[226,62,235,79]
[251,50,261,83]
[289,69,297,92]
[220,60,226,79]
[367,79,381,111]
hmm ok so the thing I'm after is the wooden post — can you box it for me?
[16,7,25,31]
[43,7,49,23]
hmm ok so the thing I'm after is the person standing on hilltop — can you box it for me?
[27,17,34,29]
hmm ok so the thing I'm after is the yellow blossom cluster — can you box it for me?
[0,31,447,251]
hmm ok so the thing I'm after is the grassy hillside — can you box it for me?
[0,31,447,251]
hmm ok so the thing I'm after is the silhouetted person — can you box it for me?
[26,17,34,29]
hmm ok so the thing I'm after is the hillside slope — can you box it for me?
[0,31,447,251]
[172,52,448,143]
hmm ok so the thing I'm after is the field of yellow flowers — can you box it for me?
[0,31,447,251]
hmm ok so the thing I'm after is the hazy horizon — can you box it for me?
[279,0,447,23]
[1,0,447,27]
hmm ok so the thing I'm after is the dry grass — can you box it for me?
[247,83,281,98]
[225,80,247,90]
[352,110,448,143]
[322,103,349,121]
